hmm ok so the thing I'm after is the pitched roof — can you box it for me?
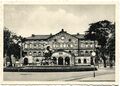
[26,35,50,40]
[48,29,78,40]
[25,29,85,40]
[73,34,85,39]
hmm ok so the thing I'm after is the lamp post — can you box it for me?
[91,51,96,77]
[18,40,22,59]
[17,39,23,66]
[91,31,96,77]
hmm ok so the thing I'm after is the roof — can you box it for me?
[73,34,85,39]
[25,29,85,40]
[26,35,50,40]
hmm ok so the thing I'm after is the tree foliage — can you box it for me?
[85,20,115,67]
[4,27,24,66]
[85,20,112,46]
[106,24,115,62]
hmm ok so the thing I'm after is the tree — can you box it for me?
[85,20,115,68]
[4,27,12,66]
[4,27,24,66]
[4,27,11,57]
[106,23,115,68]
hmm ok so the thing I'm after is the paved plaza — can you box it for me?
[4,67,115,81]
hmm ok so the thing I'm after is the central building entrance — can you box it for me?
[51,51,74,66]
[58,57,63,65]
[65,57,70,65]
[23,58,28,65]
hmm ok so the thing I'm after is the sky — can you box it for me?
[4,5,115,37]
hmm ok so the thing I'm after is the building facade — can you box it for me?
[22,29,97,66]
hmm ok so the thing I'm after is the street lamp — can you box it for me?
[18,40,22,59]
[91,31,96,77]
[91,51,96,77]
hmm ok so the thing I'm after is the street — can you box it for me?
[4,67,115,81]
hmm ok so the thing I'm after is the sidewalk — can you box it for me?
[77,67,115,81]
[59,67,115,81]
[80,73,115,81]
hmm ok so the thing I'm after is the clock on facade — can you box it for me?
[61,36,65,40]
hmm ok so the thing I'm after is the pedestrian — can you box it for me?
[11,54,16,67]
[4,54,7,67]
[6,55,10,67]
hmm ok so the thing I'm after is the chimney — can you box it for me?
[61,29,64,32]
[31,34,35,37]
[50,33,52,36]
[77,33,79,35]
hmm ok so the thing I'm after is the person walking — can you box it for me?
[11,54,16,67]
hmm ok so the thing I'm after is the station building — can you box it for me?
[22,29,98,66]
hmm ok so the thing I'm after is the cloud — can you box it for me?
[4,5,115,37]
[9,6,87,36]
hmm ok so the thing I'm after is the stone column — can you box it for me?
[56,58,58,65]
[63,58,65,65]
[70,58,73,66]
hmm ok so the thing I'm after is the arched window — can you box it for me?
[78,59,81,63]
[36,59,39,62]
[69,39,71,42]
[90,51,93,54]
[38,51,41,56]
[85,51,88,53]
[54,39,57,42]
[85,43,88,47]
[65,57,70,65]
[90,43,93,47]
[85,51,89,55]
[23,58,28,65]
[33,44,36,48]
[80,51,84,55]
[69,51,71,53]
[33,51,37,56]
[33,51,36,53]
[84,59,87,64]
[29,51,32,55]
[58,57,63,65]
